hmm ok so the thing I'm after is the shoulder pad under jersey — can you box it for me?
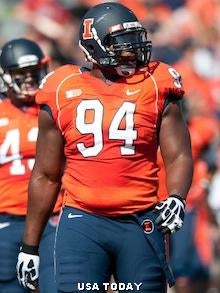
[147,61,185,99]
[36,64,82,119]
[36,64,81,105]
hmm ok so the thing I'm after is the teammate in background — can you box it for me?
[0,38,63,293]
[17,3,193,293]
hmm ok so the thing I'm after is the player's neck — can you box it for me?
[90,65,120,84]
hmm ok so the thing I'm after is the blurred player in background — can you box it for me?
[0,38,63,293]
[17,3,193,293]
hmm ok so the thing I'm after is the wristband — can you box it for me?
[169,194,186,206]
[20,242,39,255]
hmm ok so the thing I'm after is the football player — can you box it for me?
[17,3,193,293]
[0,38,62,293]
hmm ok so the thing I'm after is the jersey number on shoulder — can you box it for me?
[76,100,137,157]
[168,68,182,88]
[0,127,38,175]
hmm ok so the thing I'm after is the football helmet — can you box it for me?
[0,38,49,99]
[79,2,152,77]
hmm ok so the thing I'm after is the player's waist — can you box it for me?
[63,189,158,216]
[106,205,157,219]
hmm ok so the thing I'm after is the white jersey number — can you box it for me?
[168,68,182,88]
[0,127,38,175]
[76,100,137,157]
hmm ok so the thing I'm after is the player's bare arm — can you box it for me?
[159,100,193,200]
[23,109,65,246]
[153,100,193,235]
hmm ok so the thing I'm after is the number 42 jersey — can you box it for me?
[0,100,38,215]
[36,61,184,216]
[0,99,62,215]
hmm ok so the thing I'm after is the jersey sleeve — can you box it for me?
[36,65,79,120]
[152,61,185,100]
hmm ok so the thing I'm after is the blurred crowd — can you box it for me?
[1,0,220,292]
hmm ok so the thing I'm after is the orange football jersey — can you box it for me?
[36,61,184,216]
[0,98,62,215]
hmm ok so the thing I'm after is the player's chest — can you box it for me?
[58,91,161,150]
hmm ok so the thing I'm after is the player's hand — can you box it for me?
[16,243,40,291]
[154,194,185,234]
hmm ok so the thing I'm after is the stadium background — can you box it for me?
[1,0,220,292]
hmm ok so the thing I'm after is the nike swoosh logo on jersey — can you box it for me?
[0,222,10,229]
[68,213,83,219]
[126,89,141,96]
